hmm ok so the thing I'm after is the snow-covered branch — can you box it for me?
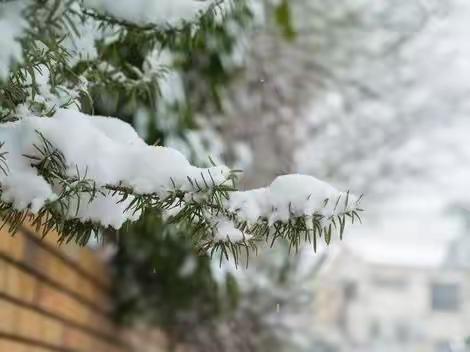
[0,109,361,260]
[0,0,363,261]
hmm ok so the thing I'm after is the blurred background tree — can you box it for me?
[106,0,470,351]
[97,0,448,351]
[88,1,320,351]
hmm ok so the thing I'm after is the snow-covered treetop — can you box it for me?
[0,0,362,263]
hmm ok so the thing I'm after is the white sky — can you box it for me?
[298,0,470,266]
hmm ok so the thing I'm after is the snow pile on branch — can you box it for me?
[0,2,28,80]
[83,0,215,26]
[227,175,357,225]
[208,174,360,247]
[0,108,360,251]
[213,217,249,242]
[0,109,229,228]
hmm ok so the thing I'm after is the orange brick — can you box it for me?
[78,280,95,302]
[37,284,89,326]
[60,268,80,294]
[17,308,42,341]
[39,316,64,346]
[0,229,25,260]
[79,250,99,275]
[0,340,29,352]
[45,256,68,286]
[0,230,9,253]
[30,248,50,279]
[4,266,37,303]
[0,300,19,334]
[4,265,20,298]
[22,236,40,268]
[29,347,52,352]
[37,285,64,316]
[0,259,7,291]
[0,340,51,352]
[63,327,92,350]
[34,252,80,299]
[59,241,81,263]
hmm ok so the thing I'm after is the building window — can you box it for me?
[435,340,451,352]
[431,283,460,311]
[371,275,408,289]
[343,281,357,301]
[395,322,410,343]
[369,319,381,340]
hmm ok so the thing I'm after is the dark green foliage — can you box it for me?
[89,0,256,141]
[275,0,297,40]
[112,213,239,328]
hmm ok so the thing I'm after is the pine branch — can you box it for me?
[0,132,362,265]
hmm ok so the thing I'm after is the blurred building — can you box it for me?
[312,227,470,352]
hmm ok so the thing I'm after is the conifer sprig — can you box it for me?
[0,133,361,263]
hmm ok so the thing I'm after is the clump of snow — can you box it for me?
[0,108,230,228]
[83,0,215,26]
[213,217,251,243]
[227,174,357,225]
[67,192,140,229]
[0,2,29,80]
[0,170,55,213]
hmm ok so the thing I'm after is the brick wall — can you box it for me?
[0,224,168,352]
